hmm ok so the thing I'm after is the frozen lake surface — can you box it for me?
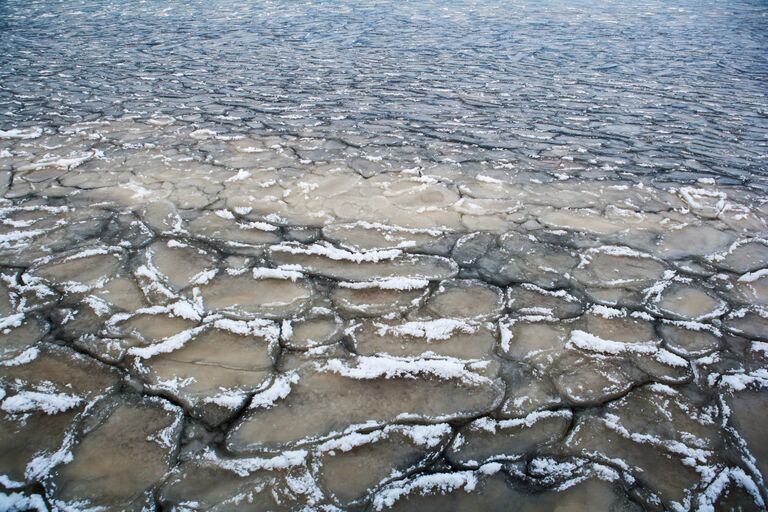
[0,1,767,510]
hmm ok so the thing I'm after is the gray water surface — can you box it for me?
[2,0,767,186]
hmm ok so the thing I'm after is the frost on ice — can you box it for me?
[0,10,767,508]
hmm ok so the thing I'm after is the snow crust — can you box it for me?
[374,319,477,341]
[271,242,402,263]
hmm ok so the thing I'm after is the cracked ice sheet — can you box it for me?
[0,4,768,509]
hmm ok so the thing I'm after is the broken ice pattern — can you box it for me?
[1,0,768,510]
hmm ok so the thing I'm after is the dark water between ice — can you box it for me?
[2,0,767,186]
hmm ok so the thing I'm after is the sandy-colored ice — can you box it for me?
[0,118,765,511]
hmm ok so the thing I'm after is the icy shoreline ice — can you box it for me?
[0,116,766,511]
[2,0,768,506]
